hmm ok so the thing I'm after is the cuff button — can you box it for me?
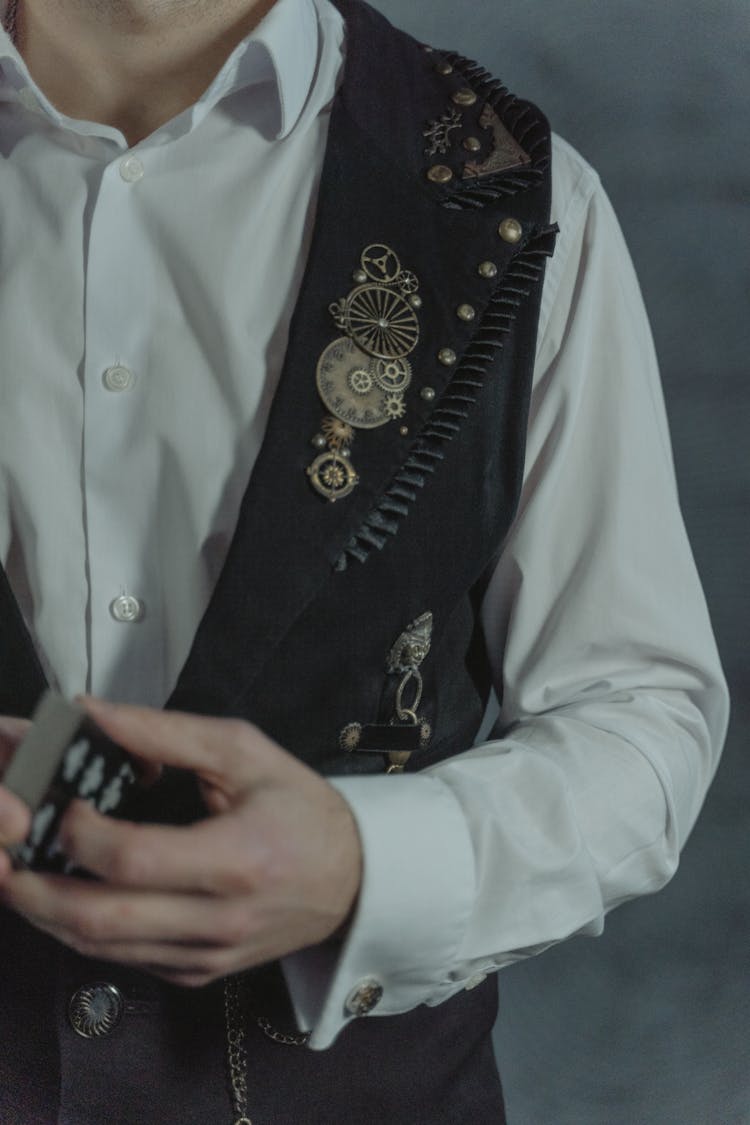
[464,972,488,991]
[345,978,383,1017]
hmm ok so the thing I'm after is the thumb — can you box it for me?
[0,717,32,773]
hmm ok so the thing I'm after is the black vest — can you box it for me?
[0,2,556,1121]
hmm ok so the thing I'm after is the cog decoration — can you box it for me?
[308,242,423,503]
[383,393,407,419]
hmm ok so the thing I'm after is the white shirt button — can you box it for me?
[119,155,144,183]
[110,595,144,623]
[102,365,136,393]
[464,972,488,991]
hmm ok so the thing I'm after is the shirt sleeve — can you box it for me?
[281,136,730,1050]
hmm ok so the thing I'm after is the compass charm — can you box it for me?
[307,450,359,502]
[308,242,423,502]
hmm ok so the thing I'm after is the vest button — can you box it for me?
[456,303,476,323]
[498,217,523,244]
[69,983,124,1039]
[427,164,453,185]
[452,88,478,107]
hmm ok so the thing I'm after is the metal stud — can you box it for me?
[312,433,327,450]
[438,349,457,367]
[435,61,453,76]
[421,386,436,402]
[463,136,482,153]
[478,260,498,279]
[410,294,423,309]
[427,164,453,185]
[457,303,476,322]
[399,425,409,437]
[498,218,523,244]
[452,88,478,107]
[352,269,368,284]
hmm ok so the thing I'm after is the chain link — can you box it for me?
[224,976,252,1125]
[224,974,312,1122]
[256,1016,311,1047]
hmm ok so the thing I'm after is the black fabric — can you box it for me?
[0,1,554,1120]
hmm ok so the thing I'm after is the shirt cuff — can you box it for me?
[281,771,477,1049]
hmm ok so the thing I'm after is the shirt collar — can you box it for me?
[198,0,320,139]
[0,0,320,142]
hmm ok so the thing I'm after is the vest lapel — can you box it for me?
[168,1,547,716]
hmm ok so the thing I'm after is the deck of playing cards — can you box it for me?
[2,691,139,873]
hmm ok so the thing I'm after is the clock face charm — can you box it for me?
[307,243,423,502]
[316,338,412,430]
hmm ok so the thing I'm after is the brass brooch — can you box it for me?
[307,244,423,502]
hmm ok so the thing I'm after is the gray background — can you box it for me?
[369,2,749,1123]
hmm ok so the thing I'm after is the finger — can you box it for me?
[1,870,253,951]
[0,716,32,742]
[0,785,31,847]
[0,716,31,771]
[78,697,266,790]
[60,800,262,896]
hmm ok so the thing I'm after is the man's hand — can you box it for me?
[0,698,363,986]
[0,716,32,878]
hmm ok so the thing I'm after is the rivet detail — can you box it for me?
[399,425,409,437]
[463,136,482,153]
[438,349,457,367]
[427,164,453,185]
[352,269,368,284]
[456,304,476,322]
[420,386,436,402]
[435,61,453,76]
[478,261,498,279]
[498,218,523,244]
[452,88,478,107]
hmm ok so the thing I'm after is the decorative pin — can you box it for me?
[387,612,433,673]
[463,104,531,179]
[338,613,435,772]
[423,105,463,157]
[308,244,423,502]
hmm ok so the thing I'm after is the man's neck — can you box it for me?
[16,0,278,146]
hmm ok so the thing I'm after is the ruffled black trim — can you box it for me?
[335,225,558,571]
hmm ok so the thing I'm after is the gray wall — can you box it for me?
[368,2,750,1122]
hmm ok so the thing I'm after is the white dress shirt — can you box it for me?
[0,0,728,1052]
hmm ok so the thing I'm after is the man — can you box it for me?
[0,0,728,1121]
